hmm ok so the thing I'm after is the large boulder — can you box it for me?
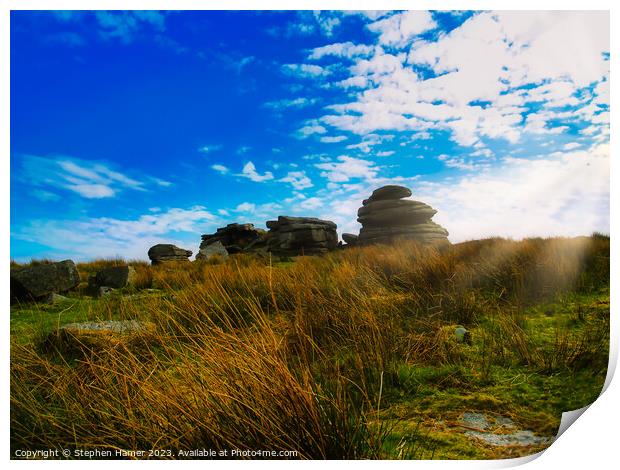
[10,260,80,302]
[199,223,266,255]
[147,244,192,265]
[355,185,450,246]
[265,216,338,256]
[93,265,137,288]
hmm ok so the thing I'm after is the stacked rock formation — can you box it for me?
[264,216,338,256]
[356,185,449,245]
[197,223,266,259]
[147,244,193,265]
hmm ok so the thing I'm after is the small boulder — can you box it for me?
[93,265,137,288]
[454,326,472,345]
[196,240,229,261]
[148,244,193,265]
[342,233,359,246]
[10,260,80,302]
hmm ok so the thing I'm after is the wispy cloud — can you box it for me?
[20,155,148,199]
[315,156,379,183]
[198,144,223,154]
[13,206,220,261]
[282,63,330,78]
[211,164,230,174]
[278,171,313,190]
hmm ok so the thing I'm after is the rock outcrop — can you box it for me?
[10,260,80,302]
[355,185,449,246]
[197,223,265,258]
[264,216,338,256]
[147,244,192,265]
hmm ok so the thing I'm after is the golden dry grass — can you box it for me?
[10,235,610,459]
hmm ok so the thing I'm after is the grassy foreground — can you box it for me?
[10,235,610,459]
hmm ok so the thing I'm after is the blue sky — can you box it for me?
[10,10,610,261]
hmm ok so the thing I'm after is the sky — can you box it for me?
[10,10,610,262]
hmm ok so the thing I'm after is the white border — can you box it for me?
[3,1,616,469]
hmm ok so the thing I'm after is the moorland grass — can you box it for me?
[10,235,610,459]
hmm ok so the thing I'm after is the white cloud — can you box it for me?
[309,41,375,60]
[367,11,437,47]
[282,63,330,78]
[20,155,147,199]
[315,156,379,183]
[320,135,348,143]
[198,144,223,154]
[278,171,313,190]
[313,11,609,147]
[418,143,610,241]
[264,97,317,109]
[235,202,256,212]
[297,120,328,138]
[13,206,220,261]
[211,164,229,174]
[239,161,274,182]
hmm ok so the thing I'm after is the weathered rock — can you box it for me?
[147,244,192,265]
[196,240,229,261]
[365,185,412,203]
[93,265,137,289]
[44,320,157,357]
[45,293,69,304]
[199,223,266,255]
[10,260,80,301]
[265,216,338,256]
[355,185,450,246]
[454,326,472,345]
[342,233,359,245]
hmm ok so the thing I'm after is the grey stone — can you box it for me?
[366,185,412,203]
[355,186,450,246]
[96,286,114,298]
[60,320,148,334]
[147,244,192,265]
[45,293,69,304]
[196,240,229,260]
[265,216,338,256]
[200,223,266,254]
[10,260,80,301]
[342,233,359,245]
[93,265,136,288]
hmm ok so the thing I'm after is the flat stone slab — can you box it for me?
[459,412,553,447]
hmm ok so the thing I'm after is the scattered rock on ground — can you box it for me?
[148,244,193,265]
[265,216,338,256]
[454,326,472,345]
[459,412,553,447]
[10,260,80,302]
[45,293,69,304]
[44,320,158,357]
